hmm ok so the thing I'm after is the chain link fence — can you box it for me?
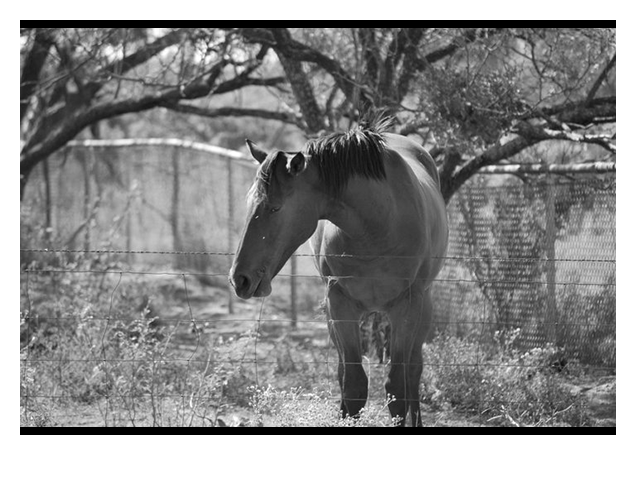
[21,139,616,366]
[433,168,615,367]
[20,139,615,426]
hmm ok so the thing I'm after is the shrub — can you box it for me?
[558,276,616,366]
[421,331,590,427]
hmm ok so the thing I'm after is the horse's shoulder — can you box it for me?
[384,133,440,187]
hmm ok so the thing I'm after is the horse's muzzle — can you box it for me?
[229,270,272,299]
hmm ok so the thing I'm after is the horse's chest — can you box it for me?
[322,257,416,311]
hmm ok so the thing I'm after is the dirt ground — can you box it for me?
[168,280,617,428]
[44,370,615,428]
[25,277,616,428]
[568,375,616,427]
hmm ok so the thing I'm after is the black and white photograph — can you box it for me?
[20,26,617,432]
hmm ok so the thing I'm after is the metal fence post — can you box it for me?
[124,157,133,265]
[43,157,52,247]
[171,146,183,265]
[291,254,297,328]
[227,157,234,315]
[82,148,92,251]
[545,174,558,345]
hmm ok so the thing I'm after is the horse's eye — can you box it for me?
[270,206,281,213]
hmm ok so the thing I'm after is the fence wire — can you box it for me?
[20,140,615,427]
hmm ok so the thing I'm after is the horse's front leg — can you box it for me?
[385,286,432,427]
[325,284,367,419]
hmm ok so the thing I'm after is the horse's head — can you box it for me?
[229,140,322,299]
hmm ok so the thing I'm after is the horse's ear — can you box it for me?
[287,152,307,176]
[245,139,268,164]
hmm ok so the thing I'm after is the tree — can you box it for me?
[19,28,292,199]
[238,28,616,200]
[20,28,616,202]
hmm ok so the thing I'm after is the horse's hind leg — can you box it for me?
[407,289,433,427]
[326,285,368,418]
[386,286,432,427]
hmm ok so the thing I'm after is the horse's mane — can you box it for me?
[303,116,392,197]
[249,117,392,203]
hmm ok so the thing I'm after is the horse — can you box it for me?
[229,118,448,426]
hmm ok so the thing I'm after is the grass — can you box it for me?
[247,386,400,427]
[20,253,601,427]
[421,330,591,427]
[20,141,614,427]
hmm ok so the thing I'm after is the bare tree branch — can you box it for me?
[269,28,327,133]
[586,53,616,104]
[412,28,503,70]
[21,67,227,173]
[397,118,431,136]
[513,121,616,153]
[20,57,290,174]
[358,28,380,90]
[441,135,541,201]
[439,116,616,201]
[241,27,368,110]
[84,28,188,97]
[20,27,616,206]
[164,103,303,127]
[521,96,616,127]
[213,74,287,95]
[394,29,426,102]
[22,29,194,154]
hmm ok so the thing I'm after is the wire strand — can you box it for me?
[20,248,616,263]
[20,267,615,287]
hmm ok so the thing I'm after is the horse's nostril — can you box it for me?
[233,274,251,293]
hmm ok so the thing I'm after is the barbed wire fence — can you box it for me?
[20,139,615,426]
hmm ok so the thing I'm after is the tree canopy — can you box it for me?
[20,27,616,200]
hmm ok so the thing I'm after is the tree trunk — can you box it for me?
[275,53,325,133]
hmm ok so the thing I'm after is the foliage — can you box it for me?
[21,261,597,427]
[418,66,526,150]
[21,253,219,426]
[449,172,615,365]
[558,275,616,367]
[421,331,590,427]
[456,176,547,331]
[21,28,615,202]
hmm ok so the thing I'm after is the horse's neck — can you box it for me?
[325,178,396,254]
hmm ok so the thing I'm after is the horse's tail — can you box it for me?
[360,311,391,363]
